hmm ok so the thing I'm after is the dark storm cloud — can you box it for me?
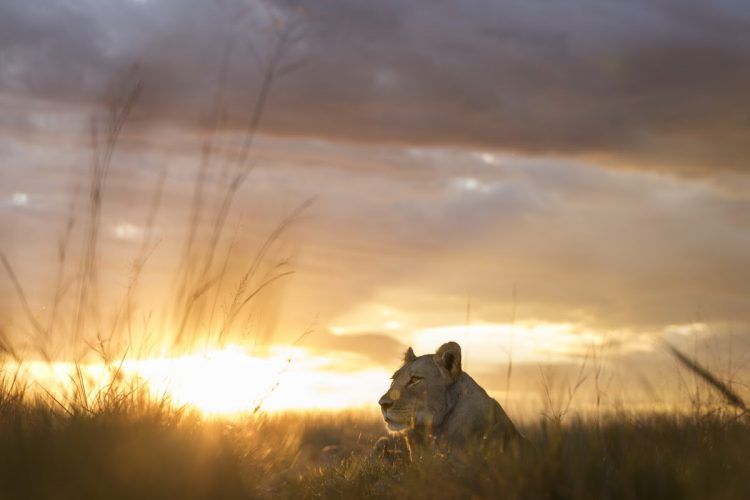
[1,0,749,173]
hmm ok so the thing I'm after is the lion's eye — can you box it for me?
[407,376,423,387]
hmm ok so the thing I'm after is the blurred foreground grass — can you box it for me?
[1,386,748,500]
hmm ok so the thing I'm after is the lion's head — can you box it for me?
[378,341,462,433]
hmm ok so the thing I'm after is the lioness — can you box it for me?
[378,341,524,455]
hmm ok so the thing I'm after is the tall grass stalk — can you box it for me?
[0,6,309,415]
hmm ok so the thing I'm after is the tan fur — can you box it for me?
[378,341,524,453]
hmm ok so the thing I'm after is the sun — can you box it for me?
[126,346,286,415]
[127,345,389,415]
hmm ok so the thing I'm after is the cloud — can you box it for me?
[1,123,749,367]
[1,0,749,174]
[277,144,750,334]
[0,192,28,208]
[302,330,406,367]
[2,127,749,342]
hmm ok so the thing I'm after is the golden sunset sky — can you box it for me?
[1,0,749,415]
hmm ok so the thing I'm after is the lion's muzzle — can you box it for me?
[378,392,393,414]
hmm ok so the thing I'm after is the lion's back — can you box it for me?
[441,374,522,449]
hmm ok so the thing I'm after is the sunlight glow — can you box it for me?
[411,322,611,365]
[5,322,663,417]
[11,345,390,417]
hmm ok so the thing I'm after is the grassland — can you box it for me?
[2,15,748,499]
[1,382,748,500]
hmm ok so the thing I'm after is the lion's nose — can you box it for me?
[378,394,393,411]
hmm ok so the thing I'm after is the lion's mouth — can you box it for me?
[384,415,408,431]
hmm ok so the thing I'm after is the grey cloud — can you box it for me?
[280,146,750,332]
[305,330,406,366]
[1,0,749,173]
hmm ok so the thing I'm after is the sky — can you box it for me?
[1,0,749,414]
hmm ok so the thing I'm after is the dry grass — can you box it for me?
[1,382,749,500]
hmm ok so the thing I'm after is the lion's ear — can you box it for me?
[435,342,462,379]
[403,347,417,363]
